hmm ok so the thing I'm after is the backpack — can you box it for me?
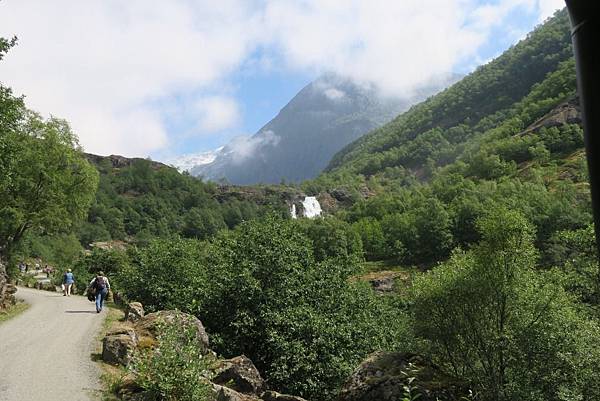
[94,276,106,291]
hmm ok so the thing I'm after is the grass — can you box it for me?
[358,260,422,296]
[92,302,130,401]
[0,301,30,324]
[363,259,412,273]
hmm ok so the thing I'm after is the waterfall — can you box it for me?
[290,204,297,219]
[301,196,322,218]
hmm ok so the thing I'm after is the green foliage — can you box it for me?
[116,239,207,313]
[118,216,407,401]
[13,232,83,269]
[70,248,130,291]
[411,208,600,401]
[203,216,407,400]
[131,322,213,401]
[0,111,98,258]
[81,158,287,246]
[545,225,599,304]
[295,216,363,262]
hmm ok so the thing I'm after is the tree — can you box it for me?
[411,208,600,401]
[203,216,405,401]
[0,114,98,258]
[1,37,98,259]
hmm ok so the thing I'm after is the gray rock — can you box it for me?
[369,276,395,293]
[212,383,261,401]
[522,98,581,135]
[337,352,468,401]
[213,355,265,396]
[261,390,308,401]
[102,328,138,366]
[125,302,145,322]
[0,259,15,310]
[135,310,209,353]
[35,281,57,292]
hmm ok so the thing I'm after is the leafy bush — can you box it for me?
[203,216,408,400]
[131,322,213,401]
[411,208,600,401]
[118,216,408,401]
[116,239,207,314]
[68,248,130,292]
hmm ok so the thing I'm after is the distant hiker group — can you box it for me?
[61,270,110,313]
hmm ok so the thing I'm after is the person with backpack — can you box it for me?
[89,271,110,313]
[62,269,75,296]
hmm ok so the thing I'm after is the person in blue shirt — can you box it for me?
[62,269,75,296]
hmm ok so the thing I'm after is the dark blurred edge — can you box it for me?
[566,1,600,260]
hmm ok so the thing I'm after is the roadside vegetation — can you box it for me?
[0,301,29,324]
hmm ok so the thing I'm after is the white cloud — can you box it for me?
[537,0,565,21]
[0,0,562,157]
[324,88,346,101]
[0,0,258,156]
[226,130,280,164]
[195,96,240,133]
[260,0,551,97]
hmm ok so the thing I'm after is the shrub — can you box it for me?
[130,322,213,401]
[116,239,207,313]
[119,216,408,401]
[411,208,600,401]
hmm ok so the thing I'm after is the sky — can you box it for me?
[0,0,565,162]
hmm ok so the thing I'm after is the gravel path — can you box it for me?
[0,287,106,401]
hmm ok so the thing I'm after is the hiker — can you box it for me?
[89,271,110,313]
[62,269,75,296]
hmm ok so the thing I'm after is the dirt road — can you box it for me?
[0,287,105,401]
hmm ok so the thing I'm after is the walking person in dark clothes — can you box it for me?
[89,271,110,313]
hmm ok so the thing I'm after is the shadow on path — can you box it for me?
[65,310,97,314]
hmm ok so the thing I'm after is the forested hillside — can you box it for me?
[302,9,590,267]
[77,154,292,246]
[325,9,573,178]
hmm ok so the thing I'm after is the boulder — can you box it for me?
[5,283,17,295]
[261,390,308,401]
[117,372,144,400]
[134,310,209,353]
[337,352,468,401]
[125,302,145,322]
[0,259,15,310]
[35,281,57,292]
[213,355,266,396]
[102,328,138,366]
[212,383,261,401]
[369,276,395,293]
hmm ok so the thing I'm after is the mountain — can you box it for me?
[323,9,574,179]
[303,8,589,267]
[188,73,459,185]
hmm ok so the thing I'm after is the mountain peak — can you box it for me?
[181,74,456,185]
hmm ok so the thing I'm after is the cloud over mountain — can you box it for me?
[0,0,564,157]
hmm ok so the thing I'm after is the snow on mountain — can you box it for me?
[168,147,223,172]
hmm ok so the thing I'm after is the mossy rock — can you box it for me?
[338,352,469,401]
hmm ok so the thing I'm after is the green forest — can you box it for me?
[2,8,600,401]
